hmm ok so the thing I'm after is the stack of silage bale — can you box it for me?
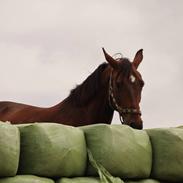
[0,121,183,182]
[0,122,87,183]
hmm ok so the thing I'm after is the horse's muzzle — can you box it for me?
[130,121,143,130]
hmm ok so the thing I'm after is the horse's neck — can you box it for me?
[53,87,114,126]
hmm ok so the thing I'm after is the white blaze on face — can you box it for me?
[130,75,136,83]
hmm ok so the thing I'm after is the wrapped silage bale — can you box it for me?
[146,128,183,182]
[125,179,160,183]
[0,175,54,183]
[0,122,20,177]
[57,177,124,183]
[81,124,152,179]
[18,123,87,177]
[57,177,101,183]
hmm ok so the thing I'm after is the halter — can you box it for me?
[108,70,141,124]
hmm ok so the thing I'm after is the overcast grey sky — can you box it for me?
[0,0,183,128]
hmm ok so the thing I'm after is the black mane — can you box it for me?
[68,63,108,107]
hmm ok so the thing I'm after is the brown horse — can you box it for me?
[0,48,144,129]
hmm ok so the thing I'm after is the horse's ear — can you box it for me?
[133,49,143,69]
[102,48,119,69]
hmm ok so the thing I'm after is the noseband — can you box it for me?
[108,70,141,123]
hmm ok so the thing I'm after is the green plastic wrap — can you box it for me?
[18,123,87,177]
[57,177,101,183]
[0,175,54,183]
[0,122,20,177]
[146,128,183,182]
[57,148,124,183]
[125,179,160,183]
[87,149,124,183]
[81,124,152,179]
[57,178,161,183]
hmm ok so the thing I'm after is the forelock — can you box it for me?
[118,58,132,76]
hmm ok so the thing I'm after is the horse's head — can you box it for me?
[103,48,144,129]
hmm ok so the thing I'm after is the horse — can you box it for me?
[0,48,144,129]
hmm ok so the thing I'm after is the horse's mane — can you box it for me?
[67,63,108,107]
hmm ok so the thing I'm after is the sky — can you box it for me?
[0,0,182,129]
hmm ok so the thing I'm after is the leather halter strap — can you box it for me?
[108,70,141,123]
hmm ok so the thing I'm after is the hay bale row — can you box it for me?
[0,122,183,182]
[0,176,162,183]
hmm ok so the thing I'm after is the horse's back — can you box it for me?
[0,101,43,123]
[0,101,29,112]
